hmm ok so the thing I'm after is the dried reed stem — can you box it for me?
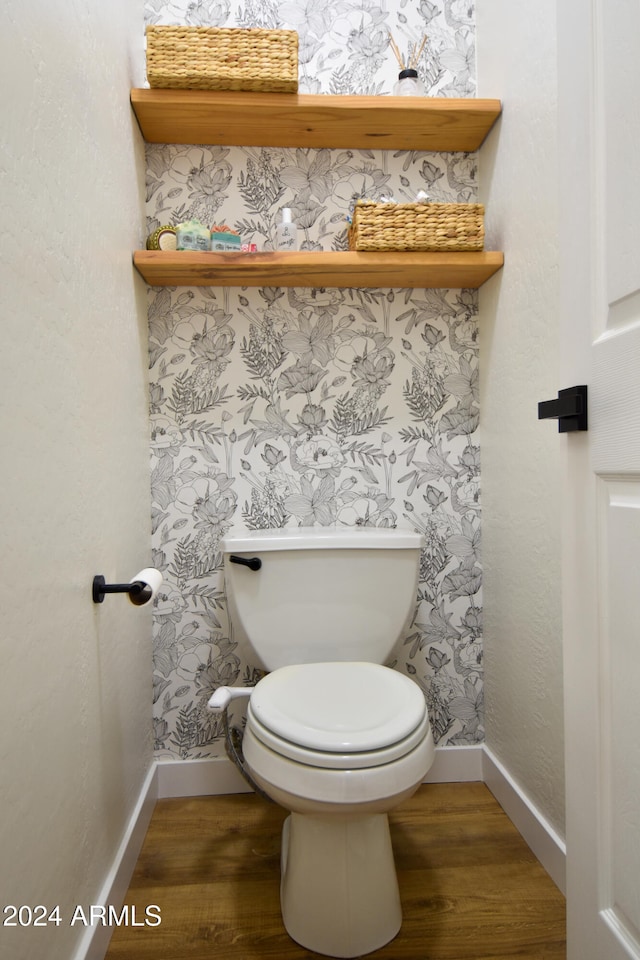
[409,34,427,69]
[387,31,405,70]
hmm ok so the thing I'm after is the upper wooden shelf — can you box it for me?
[133,250,504,289]
[130,89,502,151]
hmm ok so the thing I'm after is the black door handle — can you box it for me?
[538,385,588,432]
[229,555,262,571]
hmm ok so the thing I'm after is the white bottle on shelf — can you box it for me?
[393,69,425,96]
[275,208,298,250]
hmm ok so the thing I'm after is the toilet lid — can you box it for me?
[248,662,427,754]
[247,709,430,769]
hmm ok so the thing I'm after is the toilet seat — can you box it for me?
[247,662,429,769]
[248,710,430,769]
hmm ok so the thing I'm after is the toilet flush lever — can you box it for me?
[229,555,262,571]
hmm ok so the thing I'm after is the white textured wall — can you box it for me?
[0,2,150,957]
[476,0,565,835]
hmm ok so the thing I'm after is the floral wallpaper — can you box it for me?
[144,0,476,97]
[144,0,483,760]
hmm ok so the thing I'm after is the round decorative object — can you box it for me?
[146,226,177,250]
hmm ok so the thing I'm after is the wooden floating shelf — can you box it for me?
[130,89,502,151]
[131,91,504,290]
[133,250,504,290]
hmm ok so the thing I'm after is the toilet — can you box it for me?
[208,526,435,958]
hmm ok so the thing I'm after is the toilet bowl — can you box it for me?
[242,662,435,958]
[211,526,435,958]
[244,661,434,805]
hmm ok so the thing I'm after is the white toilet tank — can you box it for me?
[221,526,423,671]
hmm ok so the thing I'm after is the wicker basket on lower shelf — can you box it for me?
[348,201,485,252]
[145,25,298,92]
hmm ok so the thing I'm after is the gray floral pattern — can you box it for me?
[144,0,482,759]
[144,0,476,98]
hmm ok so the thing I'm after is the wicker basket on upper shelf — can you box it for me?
[145,25,298,92]
[348,201,485,252]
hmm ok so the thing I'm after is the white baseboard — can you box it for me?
[424,744,484,782]
[155,744,485,799]
[157,755,253,798]
[482,745,566,894]
[72,762,158,960]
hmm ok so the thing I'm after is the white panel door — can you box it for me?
[558,1,640,958]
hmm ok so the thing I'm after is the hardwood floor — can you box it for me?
[104,782,566,960]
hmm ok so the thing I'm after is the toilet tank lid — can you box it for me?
[221,526,423,552]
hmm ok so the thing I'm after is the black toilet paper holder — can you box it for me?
[92,575,150,605]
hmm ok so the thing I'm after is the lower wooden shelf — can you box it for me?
[133,250,504,289]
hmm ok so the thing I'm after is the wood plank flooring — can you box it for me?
[104,782,565,960]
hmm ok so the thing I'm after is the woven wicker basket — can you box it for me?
[145,25,298,92]
[348,201,485,252]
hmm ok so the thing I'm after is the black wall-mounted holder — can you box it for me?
[92,575,152,606]
[538,385,588,432]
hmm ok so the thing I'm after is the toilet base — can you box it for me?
[280,811,402,958]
